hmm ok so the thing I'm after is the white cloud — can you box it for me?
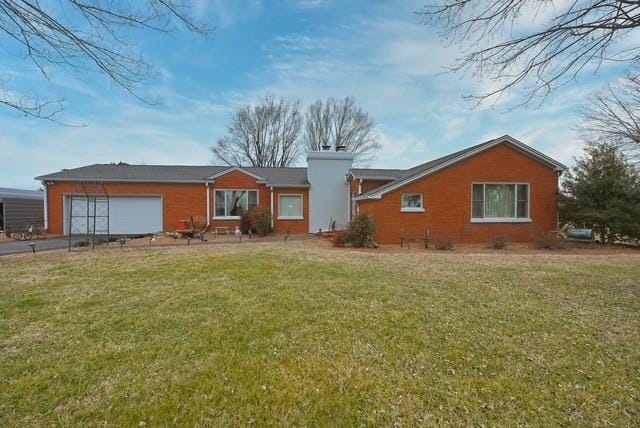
[0,0,609,189]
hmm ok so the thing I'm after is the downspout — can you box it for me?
[41,181,48,230]
[358,178,362,195]
[205,182,210,227]
[270,186,275,229]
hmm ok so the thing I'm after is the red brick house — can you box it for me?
[35,135,566,244]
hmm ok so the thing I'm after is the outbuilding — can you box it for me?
[0,187,44,235]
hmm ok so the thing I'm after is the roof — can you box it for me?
[35,164,310,187]
[349,168,406,180]
[0,187,44,200]
[355,135,568,200]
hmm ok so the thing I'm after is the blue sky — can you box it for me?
[0,0,627,189]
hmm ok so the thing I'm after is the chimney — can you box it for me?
[306,150,354,233]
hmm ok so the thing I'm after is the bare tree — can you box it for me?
[578,73,640,165]
[304,97,381,164]
[419,0,640,106]
[0,1,207,120]
[211,95,303,168]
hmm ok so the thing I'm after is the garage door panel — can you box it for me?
[65,196,162,235]
[109,196,162,235]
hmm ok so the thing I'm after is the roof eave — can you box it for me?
[35,177,208,184]
[364,136,567,199]
[351,175,400,181]
[205,166,267,181]
[267,183,310,188]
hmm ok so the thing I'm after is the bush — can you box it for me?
[331,231,348,247]
[250,208,273,236]
[240,210,256,234]
[345,214,377,248]
[488,235,510,250]
[190,215,207,231]
[433,236,455,251]
[535,232,566,250]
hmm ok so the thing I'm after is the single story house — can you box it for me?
[0,187,44,234]
[35,135,567,244]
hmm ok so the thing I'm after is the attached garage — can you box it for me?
[64,195,162,236]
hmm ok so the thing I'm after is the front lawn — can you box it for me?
[1,244,639,425]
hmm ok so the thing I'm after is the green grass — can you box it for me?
[1,244,639,426]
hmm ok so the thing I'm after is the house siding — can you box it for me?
[46,170,310,235]
[46,181,207,235]
[357,144,559,244]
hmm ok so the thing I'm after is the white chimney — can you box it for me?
[307,151,353,233]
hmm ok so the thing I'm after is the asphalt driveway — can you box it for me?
[0,237,82,256]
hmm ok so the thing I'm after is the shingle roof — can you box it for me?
[36,164,310,187]
[355,135,568,199]
[349,168,406,180]
[241,167,309,187]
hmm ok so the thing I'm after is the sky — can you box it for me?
[0,0,629,189]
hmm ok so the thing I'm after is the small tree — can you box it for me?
[560,142,640,244]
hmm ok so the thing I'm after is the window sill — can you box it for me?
[471,218,532,223]
[401,208,425,213]
[277,216,304,220]
[213,216,241,220]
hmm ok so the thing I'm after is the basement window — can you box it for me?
[278,194,303,220]
[471,183,530,222]
[214,190,258,219]
[401,193,424,212]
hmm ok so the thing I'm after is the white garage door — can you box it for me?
[66,196,162,235]
[109,196,162,235]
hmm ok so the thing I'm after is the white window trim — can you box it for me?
[401,193,425,212]
[213,189,258,220]
[277,193,304,220]
[471,218,532,223]
[470,182,531,222]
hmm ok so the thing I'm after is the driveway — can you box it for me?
[0,237,83,256]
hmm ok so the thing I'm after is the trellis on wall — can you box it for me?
[67,182,110,251]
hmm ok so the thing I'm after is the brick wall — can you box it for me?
[46,169,310,235]
[356,144,559,244]
[46,181,207,235]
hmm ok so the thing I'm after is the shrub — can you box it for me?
[250,208,273,236]
[488,235,510,250]
[535,232,566,250]
[240,210,256,234]
[345,214,377,248]
[332,231,348,247]
[190,215,207,231]
[433,236,455,251]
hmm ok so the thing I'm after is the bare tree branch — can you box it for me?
[578,72,640,165]
[304,96,381,165]
[0,0,208,120]
[419,0,640,106]
[211,95,303,168]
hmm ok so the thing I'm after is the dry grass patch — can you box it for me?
[1,243,639,426]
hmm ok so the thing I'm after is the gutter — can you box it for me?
[205,182,211,227]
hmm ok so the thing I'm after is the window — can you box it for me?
[214,190,257,218]
[401,193,424,212]
[471,183,530,222]
[278,194,303,219]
